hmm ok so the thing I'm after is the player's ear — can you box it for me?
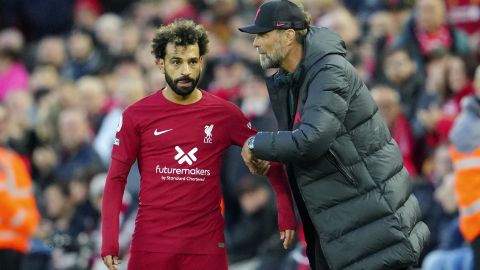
[156,58,165,73]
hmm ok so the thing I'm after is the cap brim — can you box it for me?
[238,24,273,34]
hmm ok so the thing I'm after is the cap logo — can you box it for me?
[255,8,261,21]
[276,23,286,27]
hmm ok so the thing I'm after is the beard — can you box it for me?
[165,69,200,97]
[258,39,287,70]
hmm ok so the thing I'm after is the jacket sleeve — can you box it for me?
[254,64,349,162]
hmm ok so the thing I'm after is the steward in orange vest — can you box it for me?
[0,147,40,269]
[449,95,480,269]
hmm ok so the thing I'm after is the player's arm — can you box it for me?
[266,162,297,249]
[101,158,130,269]
[101,111,139,269]
[228,104,296,249]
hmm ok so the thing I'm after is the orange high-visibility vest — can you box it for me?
[450,145,480,242]
[0,147,40,253]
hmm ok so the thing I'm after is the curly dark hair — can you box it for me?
[151,19,209,60]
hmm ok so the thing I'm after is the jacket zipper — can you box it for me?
[327,149,357,187]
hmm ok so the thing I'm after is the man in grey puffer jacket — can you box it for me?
[238,1,430,269]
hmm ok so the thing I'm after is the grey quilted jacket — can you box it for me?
[253,27,430,270]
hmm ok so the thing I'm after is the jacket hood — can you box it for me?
[450,96,480,152]
[301,27,347,70]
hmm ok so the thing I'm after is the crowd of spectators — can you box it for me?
[1,0,480,269]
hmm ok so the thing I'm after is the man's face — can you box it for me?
[416,0,445,32]
[253,30,287,70]
[58,110,88,151]
[160,43,203,97]
[372,89,400,128]
[384,51,414,84]
[68,32,93,60]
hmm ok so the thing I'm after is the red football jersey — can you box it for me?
[101,89,295,257]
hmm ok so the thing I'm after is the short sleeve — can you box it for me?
[111,109,140,165]
[228,104,256,146]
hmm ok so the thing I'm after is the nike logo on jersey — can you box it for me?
[154,129,173,136]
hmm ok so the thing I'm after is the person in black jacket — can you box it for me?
[238,1,430,269]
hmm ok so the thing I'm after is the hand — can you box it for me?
[280,229,295,249]
[103,255,121,270]
[241,140,270,175]
[252,159,270,176]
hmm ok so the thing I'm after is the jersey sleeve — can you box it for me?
[101,157,131,257]
[102,109,139,257]
[267,162,297,231]
[226,103,296,230]
[111,109,140,165]
[227,103,256,146]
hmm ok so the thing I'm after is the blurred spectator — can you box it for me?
[3,91,38,168]
[39,182,93,270]
[94,13,123,57]
[0,28,29,101]
[240,74,276,129]
[134,42,157,72]
[395,0,470,75]
[415,55,472,150]
[94,76,145,166]
[117,23,141,58]
[371,85,417,176]
[445,0,480,36]
[144,66,166,94]
[227,174,290,270]
[413,145,459,262]
[422,175,473,270]
[42,108,104,184]
[29,65,61,94]
[0,146,40,270]
[68,169,100,234]
[382,48,425,121]
[448,65,480,269]
[368,10,398,83]
[445,55,475,103]
[62,28,112,80]
[76,76,109,134]
[34,37,67,71]
[160,0,199,25]
[74,0,102,31]
[317,7,363,73]
[208,54,251,103]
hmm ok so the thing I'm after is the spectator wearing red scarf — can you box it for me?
[394,0,470,75]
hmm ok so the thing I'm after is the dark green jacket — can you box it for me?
[253,27,430,270]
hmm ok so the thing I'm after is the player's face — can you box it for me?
[160,43,203,97]
[253,30,287,70]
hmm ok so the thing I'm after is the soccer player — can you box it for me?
[101,19,296,270]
